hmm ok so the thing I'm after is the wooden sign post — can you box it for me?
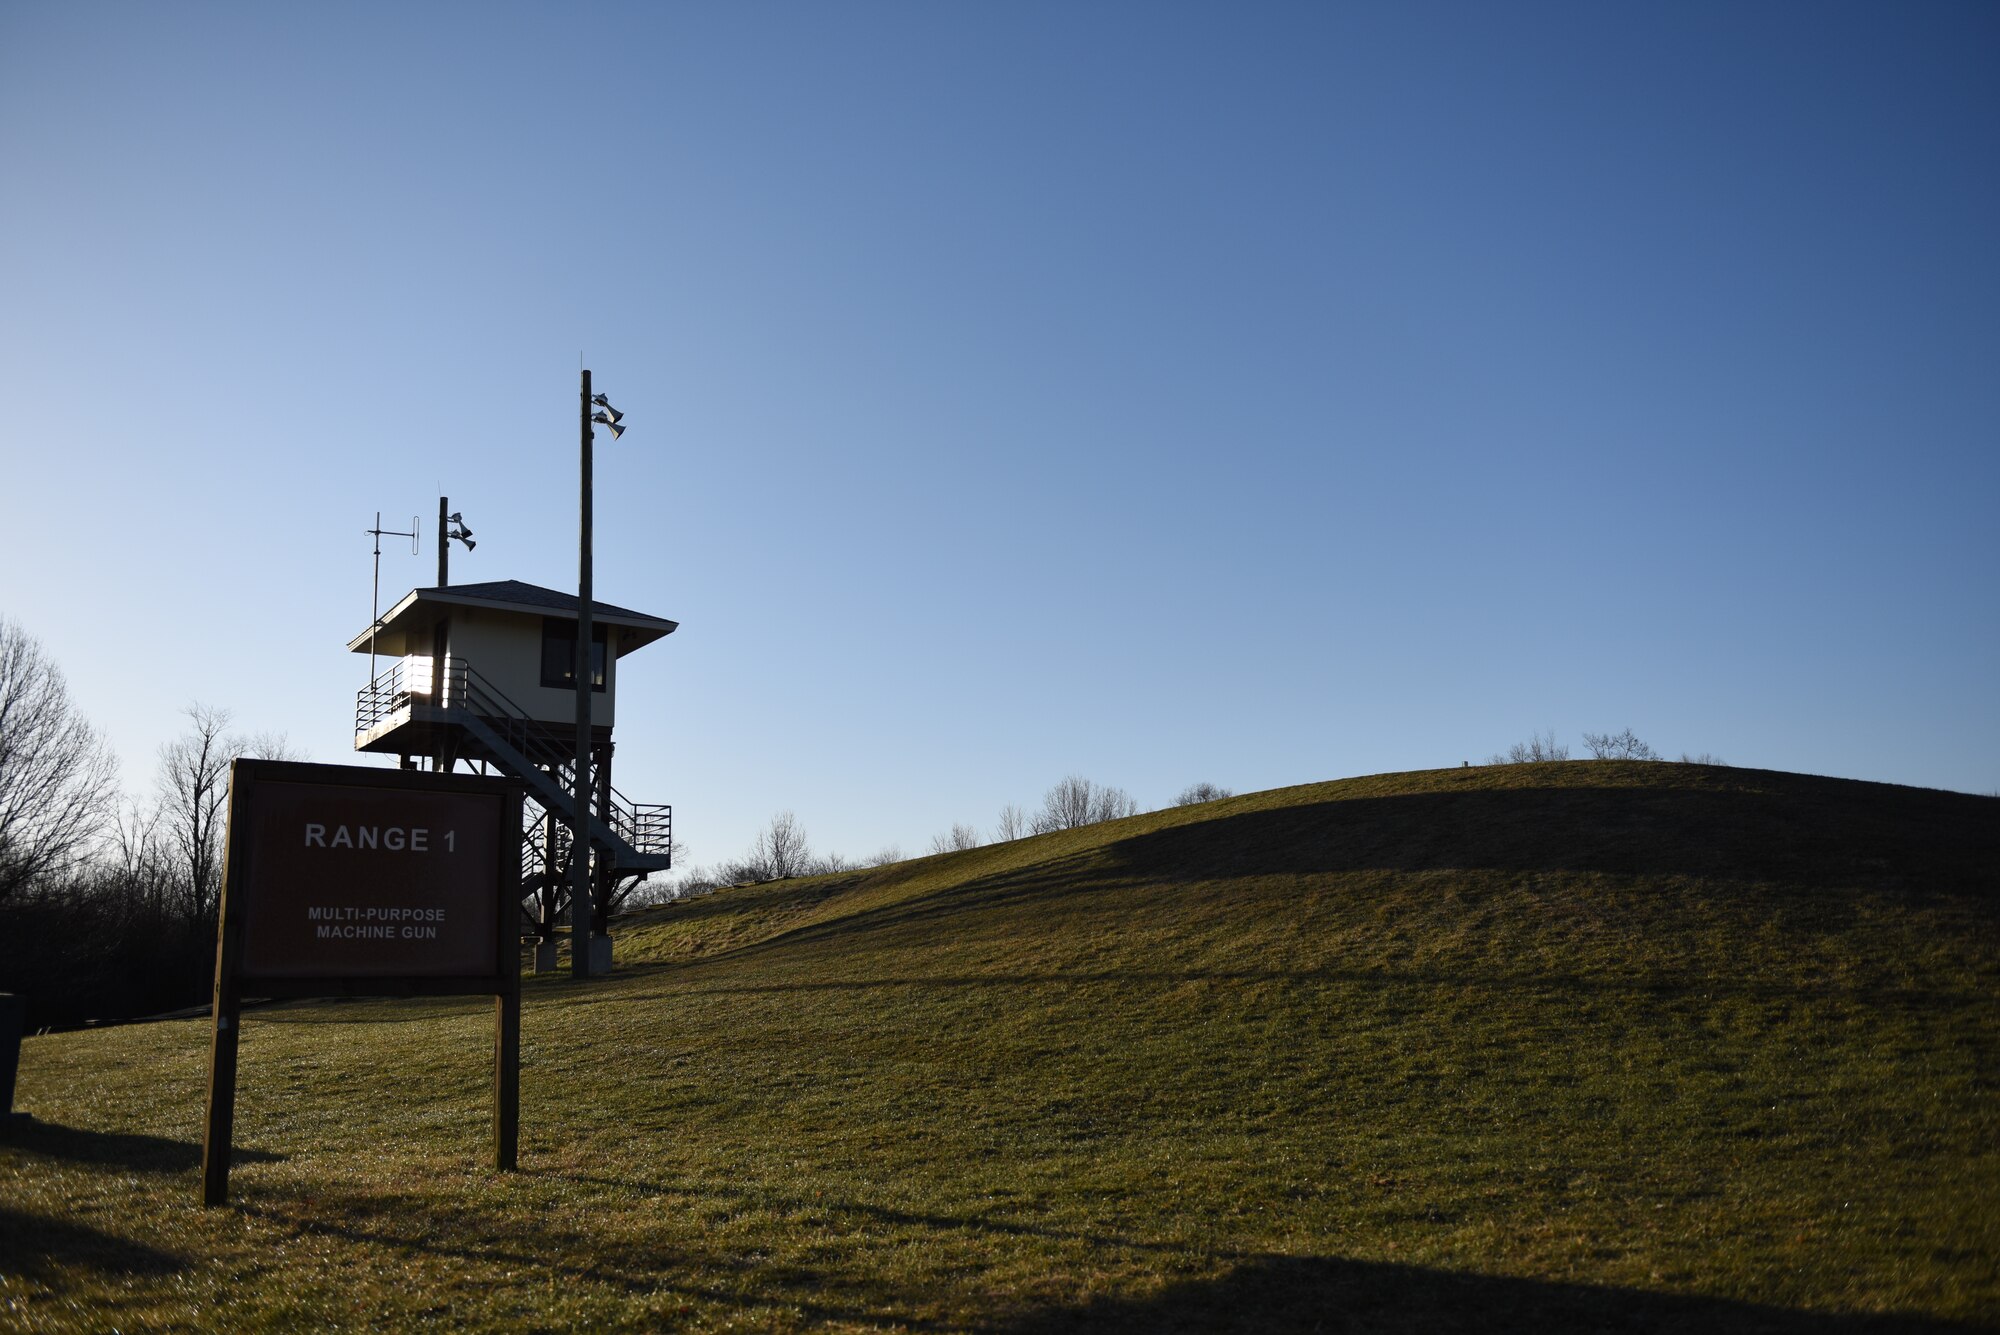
[201,760,525,1207]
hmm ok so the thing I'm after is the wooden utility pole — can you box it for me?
[571,370,595,977]
[438,496,451,588]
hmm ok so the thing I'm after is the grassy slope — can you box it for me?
[3,762,1995,1332]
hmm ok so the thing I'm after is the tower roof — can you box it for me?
[347,580,678,657]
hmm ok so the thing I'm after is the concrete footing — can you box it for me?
[529,936,612,975]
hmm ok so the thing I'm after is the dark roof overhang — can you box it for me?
[347,580,678,658]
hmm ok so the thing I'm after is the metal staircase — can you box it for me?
[355,654,673,884]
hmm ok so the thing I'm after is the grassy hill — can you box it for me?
[4,762,1995,1331]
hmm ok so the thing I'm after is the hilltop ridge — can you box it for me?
[616,761,1997,987]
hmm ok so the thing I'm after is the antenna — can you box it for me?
[365,512,420,686]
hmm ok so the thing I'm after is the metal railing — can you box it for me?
[446,659,575,772]
[610,800,672,858]
[357,654,671,867]
[356,655,433,735]
[523,807,565,885]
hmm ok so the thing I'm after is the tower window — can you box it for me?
[540,619,608,691]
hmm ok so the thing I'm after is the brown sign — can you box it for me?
[203,760,525,1206]
[240,779,503,978]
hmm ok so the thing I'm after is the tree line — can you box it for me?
[644,776,1236,904]
[1483,727,1725,766]
[0,618,300,1029]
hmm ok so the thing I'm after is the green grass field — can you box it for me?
[4,762,1996,1331]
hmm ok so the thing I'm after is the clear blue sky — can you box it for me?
[3,1,1995,869]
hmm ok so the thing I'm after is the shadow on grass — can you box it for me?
[606,964,1978,1014]
[538,1177,1989,1331]
[0,1206,186,1279]
[238,1191,956,1331]
[234,1182,1984,1334]
[5,1117,283,1172]
[249,996,489,1025]
[1104,785,1999,893]
[550,1170,1192,1257]
[996,1253,1983,1334]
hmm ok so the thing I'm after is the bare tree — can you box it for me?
[1172,782,1233,806]
[994,804,1028,843]
[930,823,981,854]
[863,845,904,867]
[154,711,315,927]
[242,731,307,764]
[1033,777,1092,833]
[660,863,723,898]
[108,796,175,916]
[1030,776,1139,834]
[1678,752,1728,766]
[0,619,117,901]
[1489,729,1569,765]
[1582,728,1659,761]
[747,810,813,880]
[157,704,234,927]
